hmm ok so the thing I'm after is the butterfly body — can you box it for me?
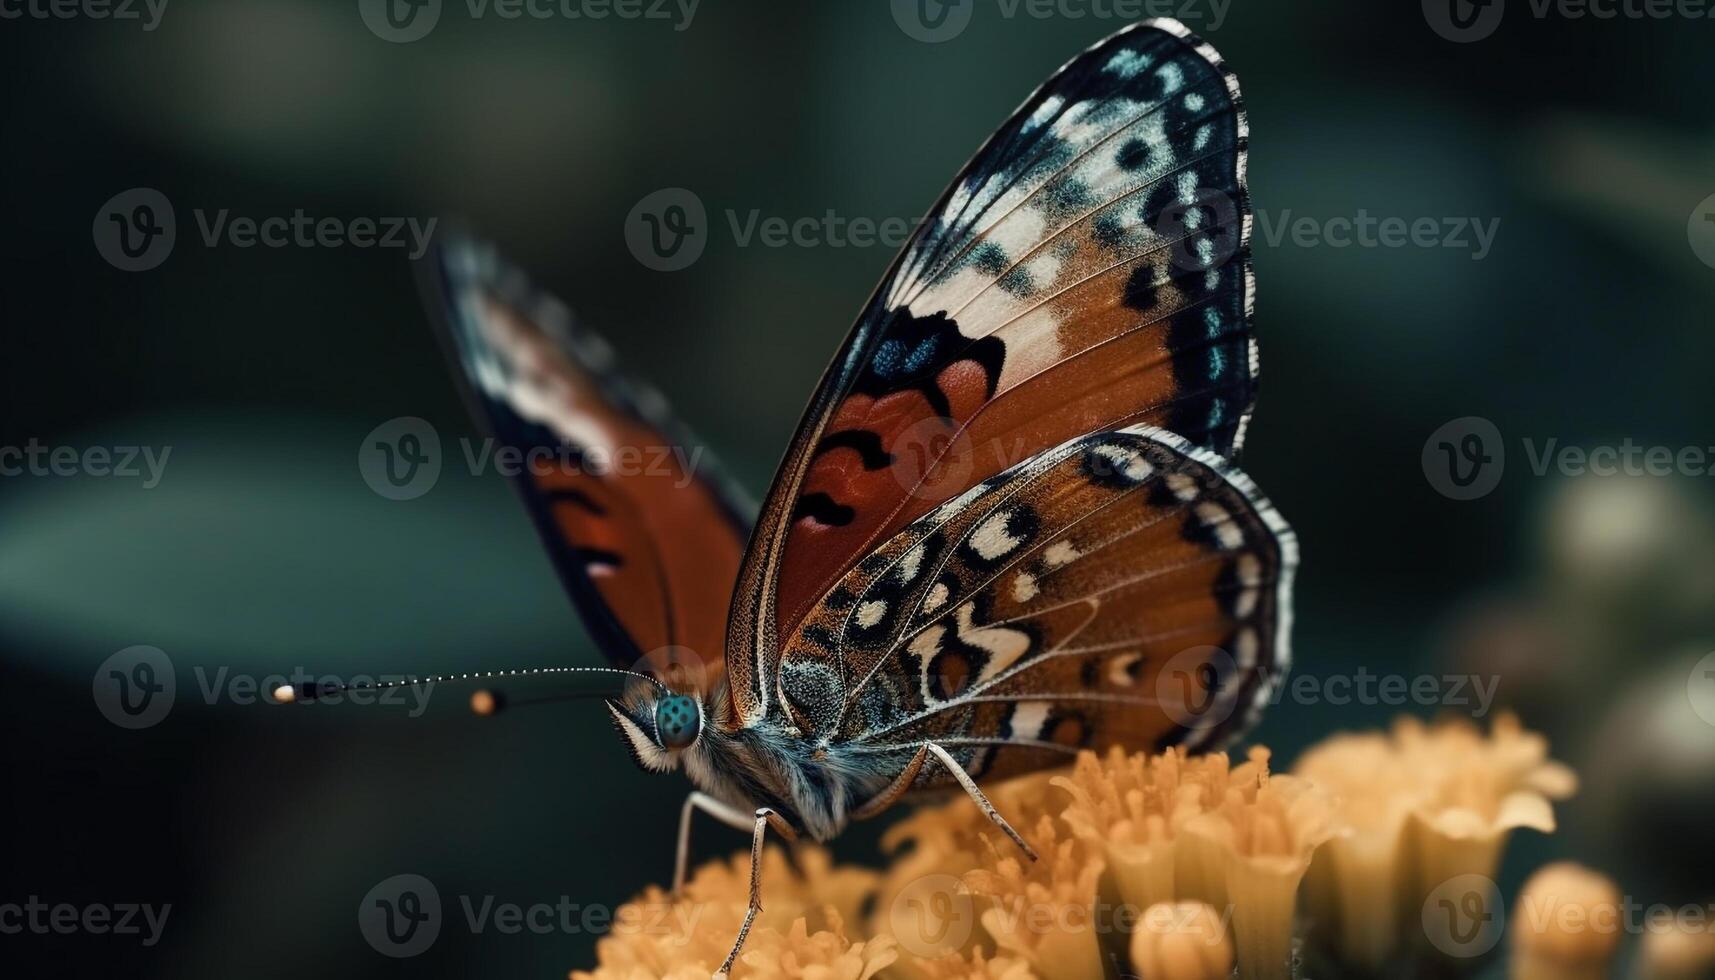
[409,18,1293,976]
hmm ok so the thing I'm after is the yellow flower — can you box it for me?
[739,917,897,980]
[1293,713,1577,970]
[916,947,1040,980]
[572,845,889,980]
[1049,743,1335,980]
[876,771,1066,976]
[1175,748,1336,980]
[1294,728,1430,969]
[1052,745,1230,914]
[577,716,1585,980]
[1636,918,1715,980]
[1129,902,1234,980]
[961,814,1106,980]
[1508,863,1623,980]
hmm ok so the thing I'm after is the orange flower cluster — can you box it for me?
[573,714,1631,980]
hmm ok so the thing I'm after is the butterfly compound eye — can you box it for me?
[654,695,700,749]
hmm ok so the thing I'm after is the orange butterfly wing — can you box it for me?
[425,238,751,687]
[776,425,1294,784]
[728,21,1258,724]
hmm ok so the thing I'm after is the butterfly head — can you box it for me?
[606,681,706,771]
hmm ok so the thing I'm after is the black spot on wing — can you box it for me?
[814,430,894,470]
[972,242,1008,275]
[1120,262,1159,313]
[853,308,1007,418]
[1213,558,1245,616]
[795,492,855,528]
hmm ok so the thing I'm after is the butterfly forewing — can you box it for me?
[425,237,753,686]
[782,424,1293,788]
[729,20,1258,725]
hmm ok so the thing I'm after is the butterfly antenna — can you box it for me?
[271,665,661,717]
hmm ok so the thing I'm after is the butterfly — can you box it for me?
[291,18,1294,978]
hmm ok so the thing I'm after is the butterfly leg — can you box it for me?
[924,743,1039,862]
[714,807,798,980]
[852,743,1038,862]
[674,791,755,896]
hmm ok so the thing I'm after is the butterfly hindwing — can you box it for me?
[780,424,1293,787]
[423,236,753,684]
[730,19,1257,723]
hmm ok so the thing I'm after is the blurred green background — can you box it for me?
[3,1,1714,976]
